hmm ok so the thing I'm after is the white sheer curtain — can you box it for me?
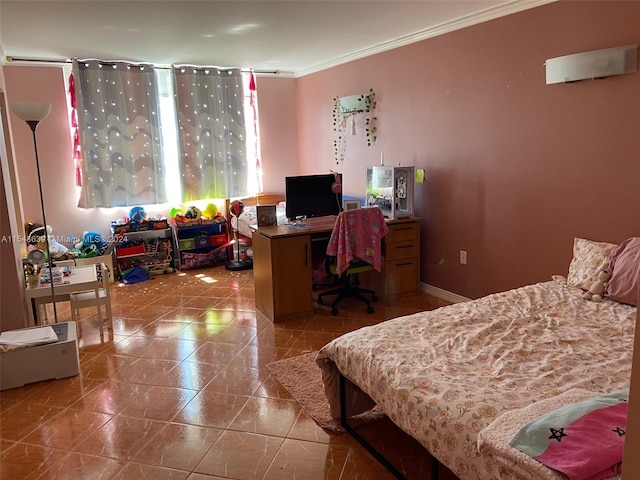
[172,66,249,201]
[73,59,167,208]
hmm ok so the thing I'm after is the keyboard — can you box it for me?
[301,215,337,228]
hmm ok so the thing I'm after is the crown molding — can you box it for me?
[295,0,557,77]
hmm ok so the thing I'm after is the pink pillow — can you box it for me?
[606,237,640,306]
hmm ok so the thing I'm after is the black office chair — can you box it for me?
[317,207,388,315]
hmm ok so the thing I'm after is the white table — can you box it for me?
[24,265,99,327]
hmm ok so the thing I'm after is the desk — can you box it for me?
[252,217,420,322]
[24,265,99,327]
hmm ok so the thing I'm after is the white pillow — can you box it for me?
[566,237,617,291]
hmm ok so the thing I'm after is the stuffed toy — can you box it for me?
[583,268,612,302]
[72,231,107,258]
[129,206,147,223]
[24,221,71,259]
[202,203,218,220]
[183,205,202,220]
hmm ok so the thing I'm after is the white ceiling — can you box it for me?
[0,0,552,77]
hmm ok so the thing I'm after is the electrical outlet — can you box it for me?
[459,250,467,265]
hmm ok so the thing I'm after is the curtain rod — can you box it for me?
[5,56,281,75]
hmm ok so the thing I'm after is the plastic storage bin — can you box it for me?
[179,238,196,250]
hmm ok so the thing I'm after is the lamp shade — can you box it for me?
[10,102,51,122]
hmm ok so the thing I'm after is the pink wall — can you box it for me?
[3,65,127,242]
[295,0,640,299]
[255,76,300,193]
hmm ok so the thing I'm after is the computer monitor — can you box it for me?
[285,173,343,220]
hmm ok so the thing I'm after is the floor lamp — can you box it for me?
[10,102,56,323]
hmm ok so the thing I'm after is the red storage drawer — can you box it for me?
[118,244,146,256]
[210,234,227,246]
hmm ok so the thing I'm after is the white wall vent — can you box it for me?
[545,44,637,85]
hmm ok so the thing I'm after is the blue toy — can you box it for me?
[73,231,107,258]
[129,206,147,223]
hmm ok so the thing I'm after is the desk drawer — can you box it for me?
[385,240,419,260]
[387,223,418,242]
[385,258,419,296]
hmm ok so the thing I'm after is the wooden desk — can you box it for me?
[252,217,420,322]
[24,265,99,326]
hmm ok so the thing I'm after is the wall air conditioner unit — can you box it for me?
[545,44,637,85]
[338,93,371,114]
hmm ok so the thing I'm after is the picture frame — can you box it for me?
[343,199,361,211]
[256,204,277,227]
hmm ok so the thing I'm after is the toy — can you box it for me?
[170,206,183,219]
[202,203,217,220]
[24,221,71,259]
[183,205,202,221]
[582,268,612,302]
[129,206,147,223]
[73,231,107,258]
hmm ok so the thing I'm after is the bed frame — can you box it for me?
[339,374,440,479]
[338,373,441,480]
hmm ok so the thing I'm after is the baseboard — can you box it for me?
[420,282,471,304]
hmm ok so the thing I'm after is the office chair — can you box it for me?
[69,263,113,335]
[317,207,388,315]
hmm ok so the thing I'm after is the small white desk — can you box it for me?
[24,265,99,326]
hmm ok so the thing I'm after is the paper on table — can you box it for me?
[0,326,58,347]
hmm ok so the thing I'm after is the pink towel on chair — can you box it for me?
[326,207,388,276]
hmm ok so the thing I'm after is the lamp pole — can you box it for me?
[26,120,58,323]
[10,102,56,324]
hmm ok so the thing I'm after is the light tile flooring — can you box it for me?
[1,266,457,480]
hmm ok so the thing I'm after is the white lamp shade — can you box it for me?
[10,102,51,122]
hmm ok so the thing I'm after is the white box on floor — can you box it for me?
[0,322,80,391]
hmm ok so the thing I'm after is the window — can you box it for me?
[67,63,260,208]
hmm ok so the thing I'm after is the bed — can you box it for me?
[225,193,286,244]
[317,237,639,479]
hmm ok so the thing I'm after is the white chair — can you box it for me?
[69,263,113,335]
[32,259,76,323]
[34,294,71,324]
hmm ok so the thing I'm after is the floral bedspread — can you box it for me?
[316,277,636,480]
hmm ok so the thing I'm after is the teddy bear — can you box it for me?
[582,268,612,302]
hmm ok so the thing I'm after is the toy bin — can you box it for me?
[130,221,150,232]
[150,219,169,230]
[210,234,227,246]
[195,236,210,248]
[111,221,132,233]
[179,238,196,251]
[180,249,228,270]
[118,244,147,257]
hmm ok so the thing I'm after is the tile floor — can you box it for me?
[1,266,457,480]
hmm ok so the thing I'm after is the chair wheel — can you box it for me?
[367,306,374,314]
[331,308,338,316]
[372,294,378,302]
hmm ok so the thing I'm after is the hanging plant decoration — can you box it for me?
[332,88,377,164]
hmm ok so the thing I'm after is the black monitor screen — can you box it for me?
[285,173,343,220]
